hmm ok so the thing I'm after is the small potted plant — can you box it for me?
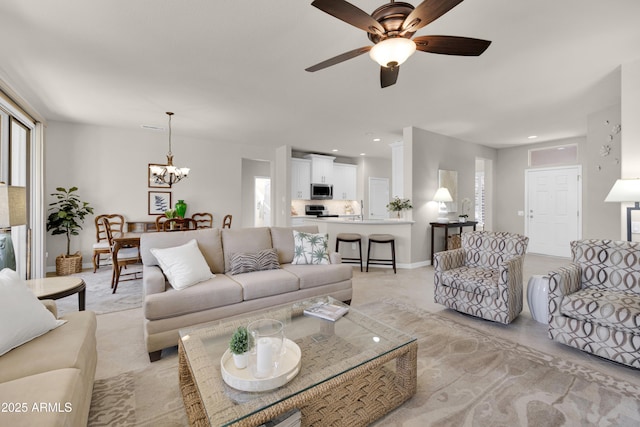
[386,196,413,218]
[229,326,249,369]
[46,187,94,275]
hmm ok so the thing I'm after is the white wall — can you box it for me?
[45,121,274,269]
[620,58,640,240]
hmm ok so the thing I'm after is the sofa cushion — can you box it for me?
[440,267,499,297]
[229,248,280,275]
[0,368,86,427]
[222,227,273,273]
[144,275,243,320]
[0,310,96,384]
[282,263,352,289]
[0,269,67,357]
[150,239,214,290]
[141,228,225,274]
[560,288,640,334]
[227,269,299,301]
[270,226,319,264]
[292,230,330,265]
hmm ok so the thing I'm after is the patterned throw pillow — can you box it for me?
[292,230,330,265]
[229,248,280,275]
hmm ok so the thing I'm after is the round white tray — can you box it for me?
[221,338,301,392]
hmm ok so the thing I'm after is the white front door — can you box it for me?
[525,166,581,257]
[369,177,390,219]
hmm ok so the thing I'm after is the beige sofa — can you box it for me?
[0,301,97,427]
[141,225,353,361]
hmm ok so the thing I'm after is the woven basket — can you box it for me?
[56,253,82,276]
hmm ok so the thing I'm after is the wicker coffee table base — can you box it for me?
[178,339,417,427]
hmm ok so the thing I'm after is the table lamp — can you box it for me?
[433,187,453,223]
[604,178,640,241]
[0,183,27,271]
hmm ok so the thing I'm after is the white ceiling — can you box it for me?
[1,0,639,159]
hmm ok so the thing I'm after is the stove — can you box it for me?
[305,204,339,218]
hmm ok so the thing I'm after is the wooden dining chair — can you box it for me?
[155,215,168,232]
[163,218,198,232]
[222,214,232,229]
[191,212,213,229]
[93,214,124,273]
[102,217,141,293]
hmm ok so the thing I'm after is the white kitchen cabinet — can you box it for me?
[304,154,335,184]
[291,158,311,200]
[333,163,357,200]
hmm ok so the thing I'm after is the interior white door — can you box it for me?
[526,166,581,257]
[369,177,389,219]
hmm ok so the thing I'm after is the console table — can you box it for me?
[430,221,478,264]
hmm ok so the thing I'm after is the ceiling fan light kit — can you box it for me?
[307,0,491,88]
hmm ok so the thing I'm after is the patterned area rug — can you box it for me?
[88,299,640,426]
[55,266,143,316]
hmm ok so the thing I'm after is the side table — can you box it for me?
[25,276,86,311]
[527,275,549,324]
[430,221,478,264]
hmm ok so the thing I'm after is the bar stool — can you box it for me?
[335,233,363,272]
[366,234,396,274]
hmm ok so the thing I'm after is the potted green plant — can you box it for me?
[229,326,250,369]
[46,187,94,276]
[386,196,413,218]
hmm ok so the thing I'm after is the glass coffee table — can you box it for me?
[178,296,417,427]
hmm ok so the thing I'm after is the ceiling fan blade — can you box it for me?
[305,46,372,72]
[401,0,464,34]
[414,35,491,56]
[311,0,385,36]
[380,66,399,88]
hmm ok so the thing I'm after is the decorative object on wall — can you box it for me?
[433,187,453,223]
[438,169,458,212]
[604,178,640,241]
[46,186,94,276]
[175,199,187,218]
[149,112,190,186]
[148,191,172,215]
[0,183,26,271]
[598,120,622,171]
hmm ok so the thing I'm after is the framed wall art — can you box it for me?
[148,191,171,215]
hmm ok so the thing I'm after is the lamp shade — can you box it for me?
[0,184,27,227]
[433,187,453,203]
[369,37,417,67]
[604,178,640,202]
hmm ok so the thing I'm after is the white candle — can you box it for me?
[256,337,272,375]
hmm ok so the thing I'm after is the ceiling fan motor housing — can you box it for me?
[368,2,416,44]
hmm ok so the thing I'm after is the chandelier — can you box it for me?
[149,112,190,186]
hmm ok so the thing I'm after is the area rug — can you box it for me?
[88,299,640,426]
[55,266,143,316]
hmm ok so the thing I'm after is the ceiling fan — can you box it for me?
[305,0,491,88]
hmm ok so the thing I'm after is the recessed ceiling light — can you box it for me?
[332,149,338,152]
[373,138,381,142]
[360,153,366,156]
[528,135,538,139]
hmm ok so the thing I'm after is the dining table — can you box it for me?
[111,232,143,292]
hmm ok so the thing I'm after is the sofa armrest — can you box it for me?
[143,265,167,296]
[329,252,342,264]
[433,248,465,272]
[41,299,58,318]
[547,263,581,317]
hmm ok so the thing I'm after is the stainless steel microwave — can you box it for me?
[310,183,333,200]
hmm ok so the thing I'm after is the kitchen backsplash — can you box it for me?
[291,199,360,216]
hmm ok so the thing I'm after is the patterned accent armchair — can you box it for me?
[548,239,640,368]
[434,231,529,324]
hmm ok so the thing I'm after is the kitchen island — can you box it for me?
[302,217,415,269]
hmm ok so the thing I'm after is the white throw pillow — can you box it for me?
[0,268,67,356]
[150,239,214,290]
[292,230,330,265]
